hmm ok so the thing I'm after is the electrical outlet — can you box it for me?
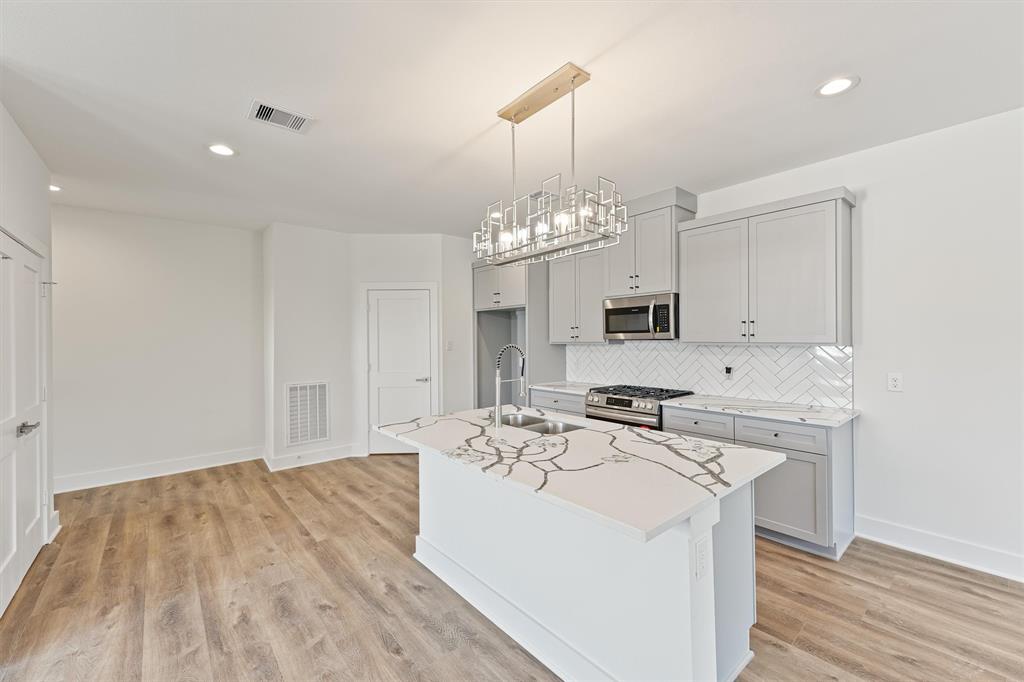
[446,341,454,351]
[695,536,709,580]
[887,372,903,392]
[724,366,733,380]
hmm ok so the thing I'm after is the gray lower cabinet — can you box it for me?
[529,388,585,416]
[662,405,854,560]
[752,447,828,546]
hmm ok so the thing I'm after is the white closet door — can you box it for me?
[678,219,749,343]
[0,235,46,617]
[749,202,837,343]
[368,289,433,454]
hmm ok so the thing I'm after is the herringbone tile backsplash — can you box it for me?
[566,343,853,408]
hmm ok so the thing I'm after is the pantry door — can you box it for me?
[367,287,437,454]
[0,233,47,617]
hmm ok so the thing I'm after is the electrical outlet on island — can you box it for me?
[887,372,903,392]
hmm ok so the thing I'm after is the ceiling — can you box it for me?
[2,1,1021,236]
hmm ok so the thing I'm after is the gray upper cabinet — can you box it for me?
[473,264,527,310]
[605,207,676,297]
[749,202,837,343]
[633,208,675,294]
[549,249,606,343]
[677,188,854,345]
[679,219,749,343]
[548,257,576,343]
[604,225,636,297]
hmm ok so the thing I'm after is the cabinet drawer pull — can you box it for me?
[693,420,699,425]
[773,433,779,438]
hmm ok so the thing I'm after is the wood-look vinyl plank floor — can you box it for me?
[1,455,1020,681]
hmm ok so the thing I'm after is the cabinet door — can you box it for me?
[473,266,498,310]
[633,207,674,294]
[548,256,577,344]
[497,264,527,308]
[749,201,837,343]
[752,446,829,546]
[678,219,749,343]
[574,249,606,343]
[604,221,636,297]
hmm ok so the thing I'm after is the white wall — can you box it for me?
[262,224,475,467]
[51,206,264,491]
[262,223,355,469]
[698,109,1024,580]
[1,101,50,252]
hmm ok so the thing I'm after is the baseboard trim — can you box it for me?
[54,446,262,493]
[856,514,1024,583]
[414,535,614,682]
[722,650,754,682]
[263,442,366,472]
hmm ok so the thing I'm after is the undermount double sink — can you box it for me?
[500,413,584,435]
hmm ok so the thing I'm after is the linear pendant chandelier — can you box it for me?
[473,63,628,266]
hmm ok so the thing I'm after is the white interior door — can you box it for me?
[0,234,46,617]
[368,289,434,454]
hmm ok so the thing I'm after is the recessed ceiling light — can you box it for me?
[816,76,860,97]
[49,184,61,192]
[208,143,235,156]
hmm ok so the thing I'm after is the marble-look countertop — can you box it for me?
[661,395,859,427]
[528,381,603,396]
[375,406,784,542]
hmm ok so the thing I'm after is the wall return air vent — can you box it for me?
[248,100,312,134]
[287,382,329,446]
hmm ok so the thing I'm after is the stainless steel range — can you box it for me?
[585,385,694,429]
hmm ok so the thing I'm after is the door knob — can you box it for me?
[17,421,40,437]
[415,377,430,383]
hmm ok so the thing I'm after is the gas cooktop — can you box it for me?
[591,385,694,401]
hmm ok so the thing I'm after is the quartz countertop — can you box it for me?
[528,381,603,396]
[661,395,859,427]
[375,406,784,542]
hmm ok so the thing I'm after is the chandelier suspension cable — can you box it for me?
[511,113,517,209]
[570,75,576,187]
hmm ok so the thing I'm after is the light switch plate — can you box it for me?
[887,372,903,392]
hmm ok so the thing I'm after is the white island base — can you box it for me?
[415,447,758,682]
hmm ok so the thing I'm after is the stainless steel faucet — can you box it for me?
[494,344,526,430]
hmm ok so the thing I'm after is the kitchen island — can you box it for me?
[375,407,785,682]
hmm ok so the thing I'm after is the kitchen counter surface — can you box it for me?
[662,394,859,427]
[375,406,784,542]
[528,381,603,396]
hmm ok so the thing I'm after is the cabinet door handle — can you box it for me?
[741,321,747,337]
[773,432,780,438]
[693,420,699,425]
[749,320,755,338]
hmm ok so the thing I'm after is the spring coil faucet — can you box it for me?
[494,344,526,429]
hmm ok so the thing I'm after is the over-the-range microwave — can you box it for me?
[603,293,678,340]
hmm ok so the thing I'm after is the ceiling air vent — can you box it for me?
[247,100,312,134]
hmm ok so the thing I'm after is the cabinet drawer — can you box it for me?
[734,417,828,455]
[663,408,735,441]
[752,446,830,546]
[665,429,734,445]
[530,390,585,416]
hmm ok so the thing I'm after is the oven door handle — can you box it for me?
[585,405,661,427]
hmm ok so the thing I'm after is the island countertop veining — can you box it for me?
[375,406,784,542]
[661,394,859,427]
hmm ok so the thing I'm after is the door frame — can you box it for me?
[358,282,440,453]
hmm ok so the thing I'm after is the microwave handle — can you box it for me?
[648,301,655,335]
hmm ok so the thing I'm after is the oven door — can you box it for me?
[603,293,677,340]
[584,404,661,429]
